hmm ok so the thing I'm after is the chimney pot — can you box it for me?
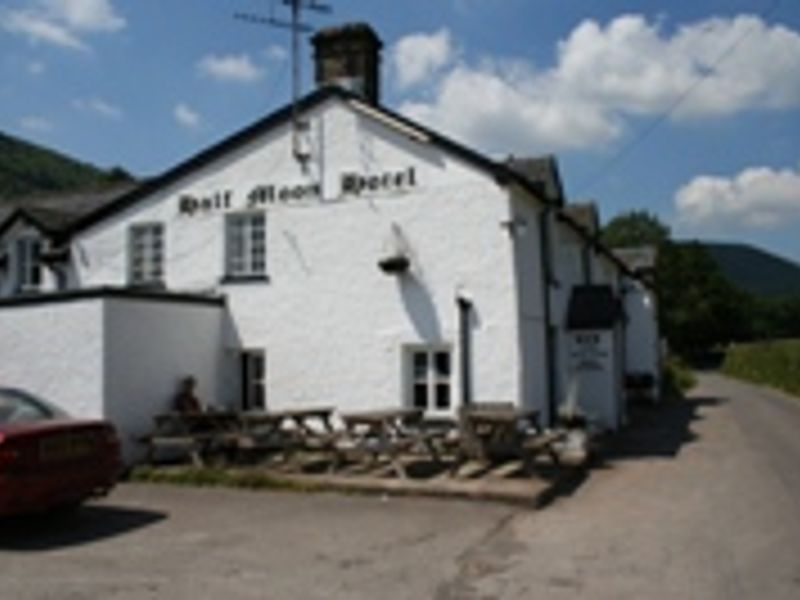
[311,22,383,104]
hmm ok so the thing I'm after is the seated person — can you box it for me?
[174,376,204,414]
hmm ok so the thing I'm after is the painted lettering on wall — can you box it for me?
[179,191,232,215]
[178,167,418,216]
[341,167,416,196]
[247,183,322,208]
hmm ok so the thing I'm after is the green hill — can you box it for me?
[701,242,800,299]
[0,130,132,202]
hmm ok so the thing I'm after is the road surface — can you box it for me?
[2,372,799,599]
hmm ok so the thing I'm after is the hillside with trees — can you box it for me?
[0,130,132,202]
[601,211,800,359]
[702,242,800,299]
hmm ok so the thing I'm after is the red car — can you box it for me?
[0,387,122,516]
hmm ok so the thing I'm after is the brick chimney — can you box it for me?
[311,23,382,104]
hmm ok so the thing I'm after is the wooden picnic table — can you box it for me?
[143,410,243,467]
[336,407,450,478]
[238,407,337,460]
[455,403,564,472]
[457,404,540,462]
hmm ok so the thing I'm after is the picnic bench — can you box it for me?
[335,408,452,478]
[237,407,337,462]
[139,407,338,467]
[456,403,564,473]
[140,411,243,467]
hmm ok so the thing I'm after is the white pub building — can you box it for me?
[0,24,660,459]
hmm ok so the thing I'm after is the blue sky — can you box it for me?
[1,0,799,261]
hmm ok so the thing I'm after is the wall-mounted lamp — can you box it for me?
[500,216,528,237]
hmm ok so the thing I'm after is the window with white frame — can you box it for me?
[15,236,41,293]
[129,223,164,286]
[407,346,452,413]
[225,212,266,279]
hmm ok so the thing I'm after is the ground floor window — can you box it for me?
[406,346,452,413]
[241,350,266,411]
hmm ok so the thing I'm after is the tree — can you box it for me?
[601,211,747,359]
[601,210,670,248]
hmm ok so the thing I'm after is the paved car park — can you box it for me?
[2,373,800,599]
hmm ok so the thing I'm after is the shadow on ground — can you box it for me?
[600,395,725,463]
[0,504,167,552]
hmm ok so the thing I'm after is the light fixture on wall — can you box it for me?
[500,216,528,237]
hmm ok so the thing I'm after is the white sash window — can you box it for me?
[226,213,266,278]
[129,223,164,286]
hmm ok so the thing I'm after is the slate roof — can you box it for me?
[566,285,623,330]
[0,182,137,239]
[506,155,565,206]
[560,202,600,235]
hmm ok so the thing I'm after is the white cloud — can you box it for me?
[2,10,87,51]
[73,97,122,119]
[20,115,54,133]
[676,165,800,230]
[396,15,800,154]
[197,53,264,84]
[264,44,288,62]
[44,0,124,32]
[554,14,800,119]
[392,29,455,89]
[174,103,201,129]
[1,0,124,51]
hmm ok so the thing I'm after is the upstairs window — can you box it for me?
[226,213,266,279]
[15,236,41,293]
[129,223,164,286]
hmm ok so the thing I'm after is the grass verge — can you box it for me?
[662,356,697,400]
[722,339,800,398]
[129,465,323,493]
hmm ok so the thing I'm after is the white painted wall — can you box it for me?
[550,222,588,415]
[73,98,531,417]
[0,294,225,462]
[0,299,104,418]
[623,279,661,396]
[103,297,227,459]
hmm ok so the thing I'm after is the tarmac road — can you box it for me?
[2,372,799,599]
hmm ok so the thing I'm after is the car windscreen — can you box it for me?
[0,388,69,424]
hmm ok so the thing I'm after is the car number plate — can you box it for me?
[39,433,95,462]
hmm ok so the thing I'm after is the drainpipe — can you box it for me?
[456,295,473,407]
[539,208,557,427]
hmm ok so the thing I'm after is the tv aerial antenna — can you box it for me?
[235,0,332,161]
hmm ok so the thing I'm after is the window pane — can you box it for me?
[253,354,265,380]
[435,384,450,409]
[413,352,428,380]
[435,352,450,377]
[413,384,428,409]
[130,224,165,284]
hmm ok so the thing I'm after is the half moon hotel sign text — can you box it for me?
[178,167,417,216]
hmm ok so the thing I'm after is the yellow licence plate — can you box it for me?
[39,433,95,462]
